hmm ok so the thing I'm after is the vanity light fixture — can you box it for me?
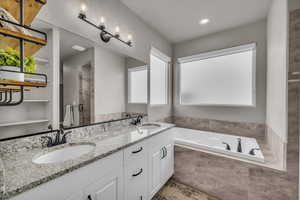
[78,5,133,47]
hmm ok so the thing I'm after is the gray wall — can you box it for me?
[173,20,267,123]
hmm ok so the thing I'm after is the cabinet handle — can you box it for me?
[132,147,143,154]
[161,147,168,159]
[161,147,165,159]
[140,196,143,200]
[87,195,92,200]
[132,168,143,177]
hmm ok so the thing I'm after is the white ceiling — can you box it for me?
[120,0,272,43]
[59,28,94,60]
[32,20,94,60]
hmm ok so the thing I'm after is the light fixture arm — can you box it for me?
[78,13,132,47]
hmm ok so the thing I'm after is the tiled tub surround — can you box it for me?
[172,116,266,140]
[0,120,174,199]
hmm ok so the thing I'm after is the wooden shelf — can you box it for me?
[24,99,49,103]
[0,80,47,87]
[0,0,47,26]
[0,119,49,127]
[0,85,31,92]
[0,0,48,56]
[0,27,46,57]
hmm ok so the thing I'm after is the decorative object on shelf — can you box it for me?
[0,0,48,106]
[78,4,133,47]
[0,48,37,81]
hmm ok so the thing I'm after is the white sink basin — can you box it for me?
[139,123,161,131]
[33,143,95,164]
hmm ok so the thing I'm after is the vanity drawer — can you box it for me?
[124,140,147,166]
[124,161,148,200]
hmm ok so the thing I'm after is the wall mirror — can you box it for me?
[0,19,148,139]
[58,28,148,129]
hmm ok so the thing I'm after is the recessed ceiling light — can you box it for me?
[72,45,86,51]
[199,18,210,25]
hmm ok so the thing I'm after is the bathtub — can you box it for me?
[173,127,264,163]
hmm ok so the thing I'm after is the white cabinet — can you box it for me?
[84,169,123,200]
[148,129,174,199]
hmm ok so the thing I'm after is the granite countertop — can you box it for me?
[0,122,174,199]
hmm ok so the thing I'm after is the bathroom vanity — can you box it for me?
[0,122,174,200]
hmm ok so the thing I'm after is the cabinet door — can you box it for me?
[84,169,123,200]
[148,147,163,198]
[65,191,84,200]
[160,143,174,184]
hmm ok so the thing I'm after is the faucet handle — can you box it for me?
[249,148,260,155]
[61,131,72,144]
[41,136,53,147]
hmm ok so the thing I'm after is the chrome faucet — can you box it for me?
[237,138,242,153]
[41,128,72,147]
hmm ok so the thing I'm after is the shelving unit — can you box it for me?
[0,0,47,26]
[0,119,49,127]
[0,0,48,106]
[0,0,53,139]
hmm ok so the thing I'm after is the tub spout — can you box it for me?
[222,142,231,151]
[237,138,242,153]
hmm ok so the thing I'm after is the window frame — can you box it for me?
[177,43,257,107]
[150,47,171,106]
[127,65,148,104]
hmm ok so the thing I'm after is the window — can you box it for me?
[178,43,256,106]
[150,48,170,105]
[128,66,148,104]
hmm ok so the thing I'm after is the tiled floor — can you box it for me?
[152,179,220,200]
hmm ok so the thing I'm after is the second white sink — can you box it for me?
[139,123,161,131]
[33,143,95,164]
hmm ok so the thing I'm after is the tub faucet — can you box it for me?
[222,142,231,151]
[237,138,242,153]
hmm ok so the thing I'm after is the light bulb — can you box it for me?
[127,34,132,41]
[100,16,105,24]
[81,3,87,13]
[115,26,120,33]
[199,18,210,25]
[98,16,106,29]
